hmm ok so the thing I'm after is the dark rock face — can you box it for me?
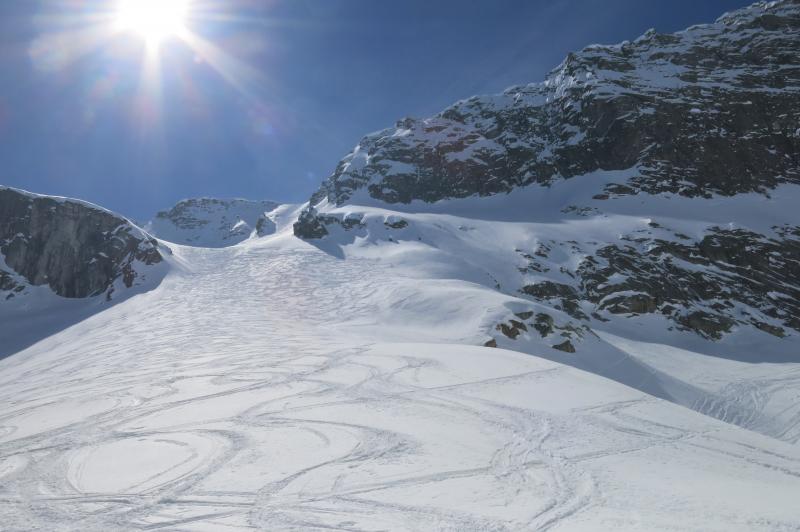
[384,219,409,229]
[293,208,333,239]
[302,0,799,211]
[491,311,585,349]
[0,269,24,300]
[552,340,576,354]
[0,187,163,299]
[255,215,276,237]
[521,282,588,320]
[292,209,370,239]
[496,319,528,340]
[514,226,800,339]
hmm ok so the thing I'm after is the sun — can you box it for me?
[115,0,190,46]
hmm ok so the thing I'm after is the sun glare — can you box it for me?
[28,0,268,127]
[116,0,190,46]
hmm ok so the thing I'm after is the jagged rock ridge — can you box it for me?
[147,198,281,248]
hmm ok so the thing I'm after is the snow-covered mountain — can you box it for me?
[305,0,799,207]
[2,1,800,530]
[296,0,800,343]
[146,198,282,247]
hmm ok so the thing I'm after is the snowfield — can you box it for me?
[2,212,800,531]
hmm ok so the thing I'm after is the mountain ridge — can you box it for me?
[300,0,798,209]
[146,197,282,248]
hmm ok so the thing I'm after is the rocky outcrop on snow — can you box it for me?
[0,187,164,300]
[0,268,24,298]
[294,0,800,343]
[302,0,799,208]
[518,224,800,340]
[147,198,281,247]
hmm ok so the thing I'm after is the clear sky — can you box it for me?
[0,0,752,220]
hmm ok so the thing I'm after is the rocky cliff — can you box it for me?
[0,187,164,300]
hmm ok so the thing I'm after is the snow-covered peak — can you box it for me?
[146,198,282,248]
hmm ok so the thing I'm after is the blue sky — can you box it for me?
[0,0,751,220]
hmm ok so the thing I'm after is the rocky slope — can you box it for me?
[146,198,281,247]
[295,0,800,343]
[0,187,164,301]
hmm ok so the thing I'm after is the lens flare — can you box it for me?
[30,0,273,135]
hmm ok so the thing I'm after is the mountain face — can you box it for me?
[295,0,800,342]
[304,0,799,208]
[0,187,164,300]
[146,198,281,247]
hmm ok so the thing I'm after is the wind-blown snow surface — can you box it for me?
[1,212,800,531]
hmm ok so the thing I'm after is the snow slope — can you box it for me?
[299,169,800,445]
[1,217,799,531]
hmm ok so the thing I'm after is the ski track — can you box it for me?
[695,371,800,445]
[1,242,800,531]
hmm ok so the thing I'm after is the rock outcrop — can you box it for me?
[0,187,164,299]
[516,224,800,340]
